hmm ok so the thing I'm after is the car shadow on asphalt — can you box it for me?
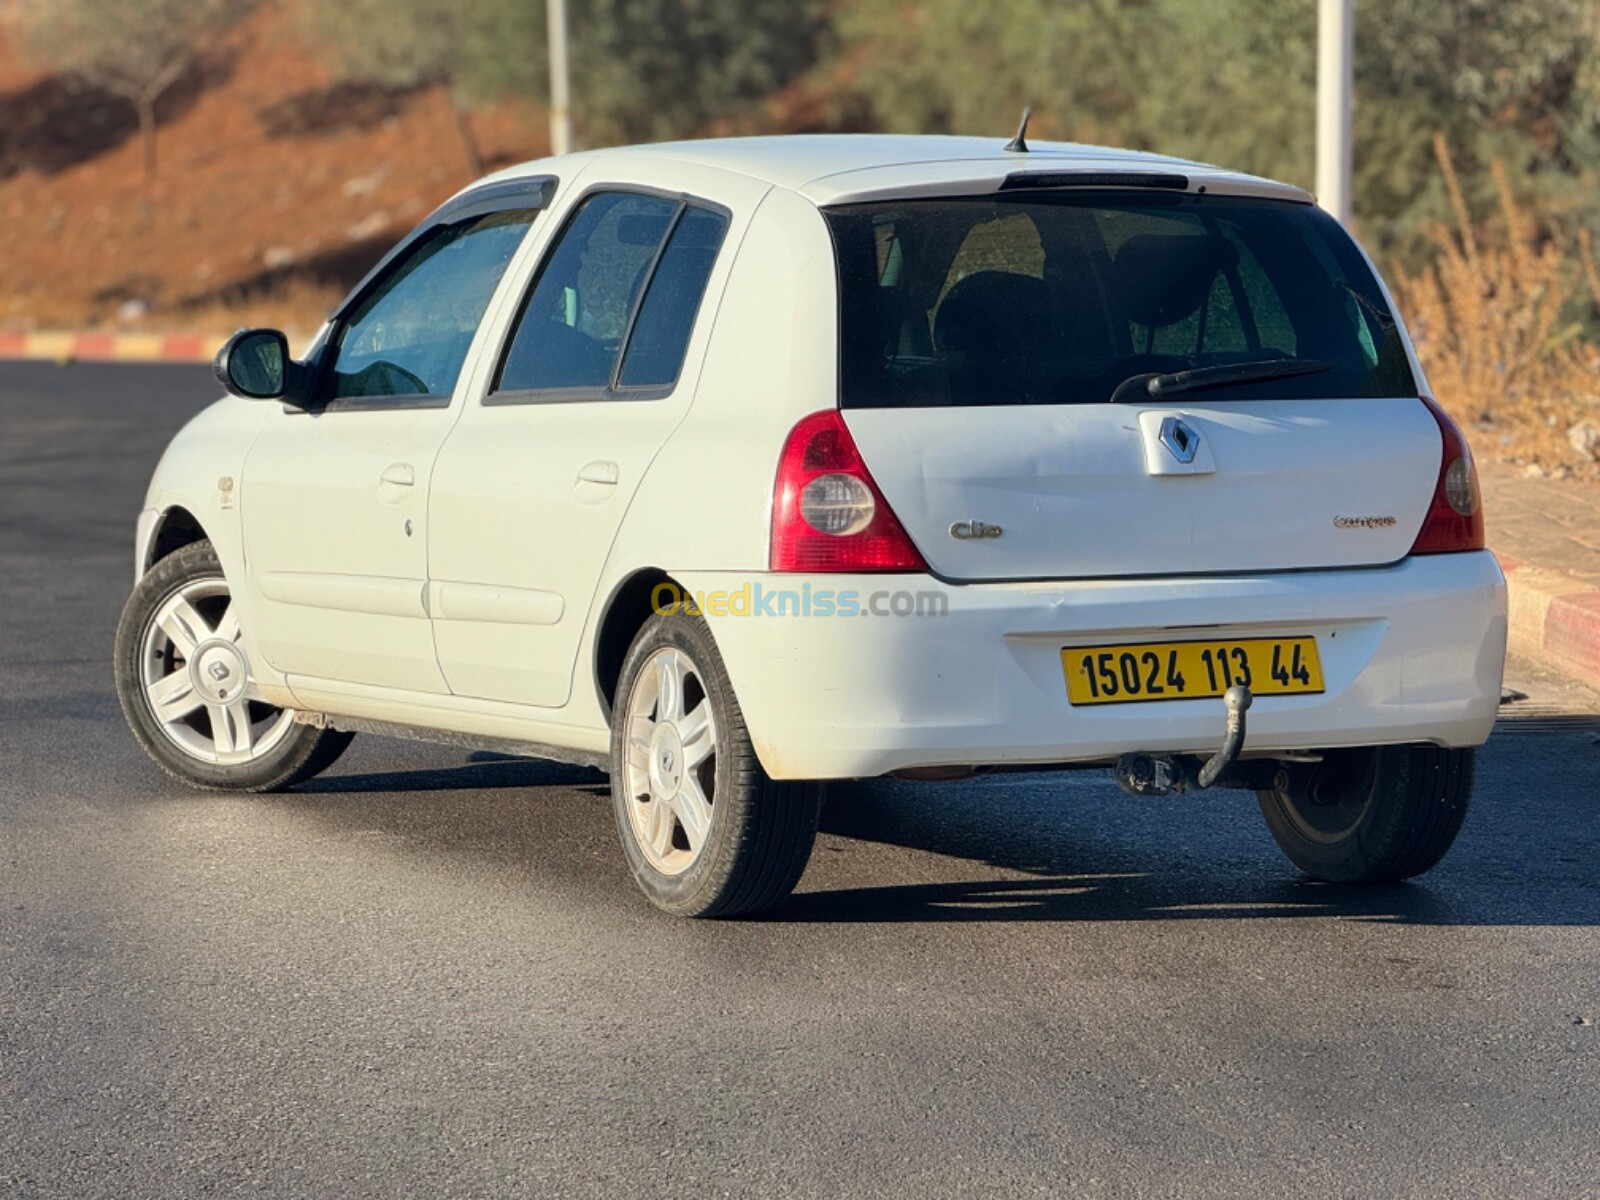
[293,751,604,795]
[767,721,1600,926]
[281,723,1600,928]
[768,778,1465,926]
[775,864,1470,926]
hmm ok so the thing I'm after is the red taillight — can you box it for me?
[770,410,928,572]
[1410,396,1485,555]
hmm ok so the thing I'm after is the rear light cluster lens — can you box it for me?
[1443,457,1477,516]
[1410,395,1485,554]
[799,473,876,536]
[770,410,928,572]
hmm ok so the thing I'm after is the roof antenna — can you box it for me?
[1004,106,1032,154]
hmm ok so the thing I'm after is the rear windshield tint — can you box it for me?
[825,193,1416,408]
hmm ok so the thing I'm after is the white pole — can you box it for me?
[547,0,573,155]
[1316,0,1353,225]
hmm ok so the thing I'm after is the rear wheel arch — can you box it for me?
[594,568,682,720]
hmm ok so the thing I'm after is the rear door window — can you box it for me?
[617,206,730,388]
[493,191,729,399]
[826,193,1415,409]
[496,192,678,394]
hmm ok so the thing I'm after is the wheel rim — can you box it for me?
[138,576,294,766]
[1278,751,1377,845]
[622,647,718,876]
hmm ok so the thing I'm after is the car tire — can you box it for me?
[1256,743,1473,883]
[610,612,822,918]
[114,539,354,792]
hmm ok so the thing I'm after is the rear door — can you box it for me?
[825,191,1438,580]
[427,165,760,708]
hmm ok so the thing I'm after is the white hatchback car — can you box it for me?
[116,135,1507,916]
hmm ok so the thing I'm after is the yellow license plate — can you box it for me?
[1062,637,1324,706]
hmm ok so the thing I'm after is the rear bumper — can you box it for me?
[678,552,1507,780]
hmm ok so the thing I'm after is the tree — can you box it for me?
[569,0,830,145]
[823,0,1600,264]
[821,0,1170,148]
[19,0,256,185]
[303,0,545,178]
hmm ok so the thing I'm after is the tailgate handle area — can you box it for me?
[1138,411,1217,476]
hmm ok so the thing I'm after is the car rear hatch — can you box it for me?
[824,185,1440,580]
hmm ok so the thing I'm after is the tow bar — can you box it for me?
[1112,685,1256,797]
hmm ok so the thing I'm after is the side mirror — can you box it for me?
[214,328,307,406]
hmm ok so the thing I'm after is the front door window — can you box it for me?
[324,209,538,401]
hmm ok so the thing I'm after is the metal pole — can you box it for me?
[547,0,573,155]
[1316,0,1353,225]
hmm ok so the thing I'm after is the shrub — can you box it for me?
[1393,135,1600,475]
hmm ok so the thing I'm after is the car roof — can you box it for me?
[476,134,1315,208]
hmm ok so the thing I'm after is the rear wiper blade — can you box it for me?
[1110,358,1332,402]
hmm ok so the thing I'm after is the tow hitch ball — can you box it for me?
[1112,685,1258,797]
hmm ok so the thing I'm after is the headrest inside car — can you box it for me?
[933,270,1053,356]
[1111,233,1239,328]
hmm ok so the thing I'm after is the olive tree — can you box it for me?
[570,0,830,145]
[19,0,256,184]
[302,0,544,178]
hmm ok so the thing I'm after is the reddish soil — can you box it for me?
[0,0,549,338]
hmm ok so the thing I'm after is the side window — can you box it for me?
[325,209,536,401]
[495,193,677,394]
[616,206,729,388]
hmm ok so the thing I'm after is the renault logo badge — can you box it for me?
[1159,417,1200,464]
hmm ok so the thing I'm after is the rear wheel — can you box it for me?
[114,540,354,792]
[1256,744,1473,883]
[610,613,822,917]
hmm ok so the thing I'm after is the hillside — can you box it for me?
[0,0,548,338]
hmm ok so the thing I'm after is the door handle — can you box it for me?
[576,460,619,486]
[380,463,415,487]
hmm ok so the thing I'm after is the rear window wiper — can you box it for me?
[1110,358,1333,402]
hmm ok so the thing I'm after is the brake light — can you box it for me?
[770,410,928,572]
[1410,396,1485,555]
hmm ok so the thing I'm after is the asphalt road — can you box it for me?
[3,361,1599,1199]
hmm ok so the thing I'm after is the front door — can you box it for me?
[241,200,543,692]
[428,178,747,707]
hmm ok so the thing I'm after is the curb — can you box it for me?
[1498,555,1600,688]
[0,331,221,364]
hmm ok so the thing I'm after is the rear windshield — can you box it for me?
[825,192,1416,408]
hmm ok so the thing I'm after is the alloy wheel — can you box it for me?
[622,647,719,875]
[138,576,293,765]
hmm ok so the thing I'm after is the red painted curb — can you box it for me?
[0,331,222,363]
[160,334,212,360]
[1544,591,1600,682]
[1500,555,1600,692]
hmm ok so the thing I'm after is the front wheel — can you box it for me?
[1256,744,1474,883]
[610,613,822,917]
[114,540,354,792]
